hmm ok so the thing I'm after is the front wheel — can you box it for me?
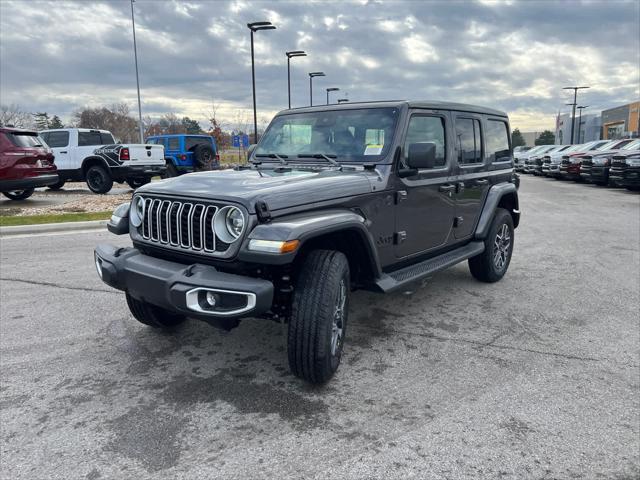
[469,208,514,283]
[47,179,66,191]
[288,250,350,384]
[2,189,34,200]
[126,293,186,329]
[85,165,113,194]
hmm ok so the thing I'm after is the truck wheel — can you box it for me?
[164,163,179,178]
[469,208,514,283]
[3,189,34,200]
[193,144,214,169]
[86,165,113,194]
[288,250,350,384]
[125,293,186,329]
[126,177,150,189]
[47,180,66,191]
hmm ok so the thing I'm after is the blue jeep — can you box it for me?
[146,134,219,177]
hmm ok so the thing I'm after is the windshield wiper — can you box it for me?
[297,153,340,167]
[254,153,288,165]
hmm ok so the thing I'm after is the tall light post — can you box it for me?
[326,87,339,105]
[563,86,590,144]
[308,72,325,106]
[577,105,589,143]
[248,22,276,144]
[285,50,306,109]
[337,98,349,104]
[130,0,144,143]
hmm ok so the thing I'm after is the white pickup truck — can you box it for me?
[39,128,166,193]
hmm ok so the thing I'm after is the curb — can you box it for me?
[0,219,109,237]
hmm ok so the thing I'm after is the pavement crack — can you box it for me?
[352,324,603,362]
[0,277,117,295]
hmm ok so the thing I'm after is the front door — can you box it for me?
[43,131,71,171]
[453,115,489,239]
[394,112,456,259]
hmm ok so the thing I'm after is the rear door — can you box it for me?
[453,114,489,239]
[394,111,456,258]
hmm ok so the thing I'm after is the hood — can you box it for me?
[137,166,378,213]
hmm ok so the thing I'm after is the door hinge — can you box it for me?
[395,190,407,204]
[394,231,407,244]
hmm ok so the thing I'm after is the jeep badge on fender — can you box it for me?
[94,100,520,384]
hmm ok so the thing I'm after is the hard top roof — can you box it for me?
[279,100,507,117]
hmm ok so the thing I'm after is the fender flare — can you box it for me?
[238,209,382,276]
[474,183,519,240]
[81,156,112,175]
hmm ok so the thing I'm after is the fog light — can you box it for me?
[205,291,219,307]
[94,253,103,278]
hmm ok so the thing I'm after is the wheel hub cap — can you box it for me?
[493,223,511,270]
[331,280,346,356]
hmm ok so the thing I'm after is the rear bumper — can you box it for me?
[112,164,166,179]
[0,173,59,192]
[94,244,274,321]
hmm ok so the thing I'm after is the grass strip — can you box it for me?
[0,211,112,227]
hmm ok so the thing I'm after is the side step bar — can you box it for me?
[374,241,485,293]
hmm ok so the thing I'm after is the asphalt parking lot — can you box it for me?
[0,176,638,479]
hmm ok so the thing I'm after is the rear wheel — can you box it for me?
[469,208,514,283]
[126,293,186,329]
[47,179,66,191]
[126,177,151,189]
[86,165,113,194]
[2,189,34,200]
[288,250,350,384]
[163,163,179,178]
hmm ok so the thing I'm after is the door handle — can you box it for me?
[439,185,455,193]
[474,179,489,186]
[59,151,68,154]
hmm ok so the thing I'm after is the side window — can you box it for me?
[40,132,50,144]
[78,131,103,146]
[45,131,69,148]
[146,138,158,145]
[485,120,510,162]
[456,118,483,165]
[168,138,180,150]
[403,115,446,168]
[100,132,115,144]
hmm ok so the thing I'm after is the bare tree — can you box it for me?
[73,103,138,142]
[0,104,34,128]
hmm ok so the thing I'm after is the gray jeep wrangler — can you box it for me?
[95,101,520,384]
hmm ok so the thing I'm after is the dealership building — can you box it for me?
[601,101,640,139]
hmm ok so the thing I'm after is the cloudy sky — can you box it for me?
[1,0,638,131]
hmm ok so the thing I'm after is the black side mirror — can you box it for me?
[407,142,436,169]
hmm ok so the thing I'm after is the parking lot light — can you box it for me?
[308,72,326,106]
[286,51,307,109]
[326,87,339,105]
[563,86,590,144]
[248,22,277,144]
[130,0,144,143]
[577,105,589,143]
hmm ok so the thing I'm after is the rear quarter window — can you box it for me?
[185,136,213,151]
[485,120,511,162]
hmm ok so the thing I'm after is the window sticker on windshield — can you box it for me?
[364,144,383,155]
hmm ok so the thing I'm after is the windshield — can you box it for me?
[255,107,400,162]
[596,140,630,152]
[621,139,640,150]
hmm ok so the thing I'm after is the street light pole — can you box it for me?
[247,22,276,144]
[563,86,590,144]
[308,72,325,106]
[285,51,306,109]
[577,105,589,143]
[130,0,144,143]
[326,87,339,105]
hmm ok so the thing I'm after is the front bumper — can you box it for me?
[0,173,59,192]
[94,244,274,321]
[610,167,640,187]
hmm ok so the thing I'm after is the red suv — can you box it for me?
[0,127,58,200]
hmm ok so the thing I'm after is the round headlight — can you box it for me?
[213,206,245,243]
[130,196,145,227]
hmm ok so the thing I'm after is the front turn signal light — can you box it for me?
[248,239,300,254]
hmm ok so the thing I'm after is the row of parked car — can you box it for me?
[513,138,640,190]
[0,126,220,200]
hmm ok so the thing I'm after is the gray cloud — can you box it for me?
[1,0,638,130]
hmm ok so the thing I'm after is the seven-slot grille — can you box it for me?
[140,198,230,253]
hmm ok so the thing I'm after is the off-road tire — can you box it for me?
[164,163,179,178]
[47,180,66,191]
[85,165,113,194]
[125,293,186,329]
[193,144,214,169]
[126,177,151,189]
[469,208,514,283]
[288,250,350,384]
[2,189,34,200]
